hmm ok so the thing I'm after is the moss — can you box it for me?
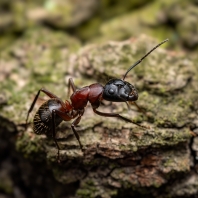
[90,0,175,44]
[0,26,81,124]
[77,180,98,198]
[1,30,197,196]
[16,132,45,160]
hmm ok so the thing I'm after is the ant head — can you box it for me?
[103,79,138,102]
[103,39,169,102]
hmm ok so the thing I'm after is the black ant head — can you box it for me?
[102,39,169,103]
[103,79,138,102]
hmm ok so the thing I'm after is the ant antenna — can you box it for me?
[123,39,169,80]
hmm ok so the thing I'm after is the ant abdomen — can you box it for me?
[33,99,63,136]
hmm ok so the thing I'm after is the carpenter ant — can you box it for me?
[26,39,168,161]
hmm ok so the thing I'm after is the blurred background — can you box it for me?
[0,0,198,198]
[0,0,198,51]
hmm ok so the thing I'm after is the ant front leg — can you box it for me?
[129,101,147,115]
[129,102,152,122]
[93,108,145,128]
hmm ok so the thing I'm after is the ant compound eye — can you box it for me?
[108,88,114,95]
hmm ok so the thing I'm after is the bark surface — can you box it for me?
[0,32,198,197]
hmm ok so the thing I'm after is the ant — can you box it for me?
[26,39,168,161]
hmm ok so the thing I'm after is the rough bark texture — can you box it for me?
[1,28,198,198]
[1,1,198,198]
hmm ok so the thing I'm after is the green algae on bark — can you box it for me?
[1,34,198,197]
[0,27,81,124]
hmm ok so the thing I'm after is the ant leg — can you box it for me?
[130,101,147,115]
[67,78,77,97]
[50,109,75,162]
[50,109,85,153]
[71,112,84,151]
[125,102,131,111]
[93,108,146,128]
[26,88,60,125]
[129,102,152,122]
[52,110,61,162]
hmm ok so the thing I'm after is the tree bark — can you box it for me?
[0,31,198,197]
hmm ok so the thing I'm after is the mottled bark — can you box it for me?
[0,31,198,198]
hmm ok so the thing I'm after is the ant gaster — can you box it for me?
[26,39,168,161]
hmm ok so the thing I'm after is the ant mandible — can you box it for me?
[26,39,168,160]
